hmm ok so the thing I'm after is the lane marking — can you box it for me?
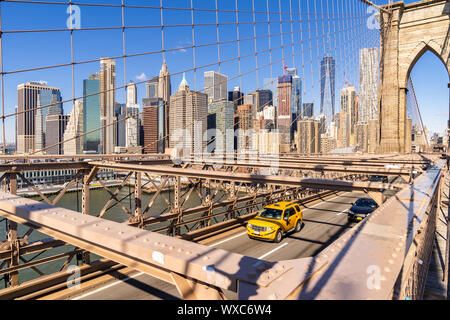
[209,193,354,248]
[258,242,289,260]
[71,272,145,300]
[71,193,359,299]
[337,209,348,216]
[209,232,247,247]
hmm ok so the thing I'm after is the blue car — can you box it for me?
[347,198,379,222]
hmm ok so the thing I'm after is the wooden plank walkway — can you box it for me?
[424,173,449,300]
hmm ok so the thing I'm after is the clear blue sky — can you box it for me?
[0,0,447,143]
[409,52,449,136]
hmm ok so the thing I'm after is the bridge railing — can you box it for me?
[0,158,441,300]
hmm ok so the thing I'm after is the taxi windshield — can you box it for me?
[258,208,283,220]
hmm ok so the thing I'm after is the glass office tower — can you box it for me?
[83,73,101,153]
[320,57,336,116]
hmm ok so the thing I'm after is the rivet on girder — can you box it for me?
[388,259,394,265]
[384,267,391,272]
[105,227,110,231]
[276,265,285,271]
[392,253,397,258]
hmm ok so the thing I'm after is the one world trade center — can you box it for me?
[320,57,336,117]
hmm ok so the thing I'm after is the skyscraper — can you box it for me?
[297,118,321,154]
[253,130,281,155]
[159,60,172,148]
[356,123,369,153]
[228,87,244,111]
[169,74,207,155]
[208,100,234,154]
[126,105,140,151]
[36,89,63,153]
[244,90,273,114]
[243,94,256,108]
[127,81,137,105]
[16,81,62,154]
[291,75,302,118]
[285,68,302,120]
[284,67,303,141]
[143,98,165,154]
[336,111,350,149]
[341,85,357,138]
[359,48,380,123]
[320,57,336,116]
[303,103,314,119]
[277,75,293,150]
[64,100,84,155]
[100,58,116,154]
[146,76,159,99]
[83,73,101,153]
[236,104,253,150]
[204,71,228,103]
[46,114,69,155]
[115,104,127,148]
[317,113,327,135]
[257,90,273,112]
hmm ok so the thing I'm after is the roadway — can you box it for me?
[68,191,365,300]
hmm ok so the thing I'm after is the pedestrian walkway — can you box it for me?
[424,173,449,300]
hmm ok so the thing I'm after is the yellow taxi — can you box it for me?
[247,201,303,243]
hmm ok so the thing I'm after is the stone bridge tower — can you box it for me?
[379,0,450,154]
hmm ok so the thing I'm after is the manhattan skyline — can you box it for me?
[0,0,382,145]
[0,0,447,145]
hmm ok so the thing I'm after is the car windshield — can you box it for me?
[355,199,377,207]
[258,208,283,220]
[369,176,385,182]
